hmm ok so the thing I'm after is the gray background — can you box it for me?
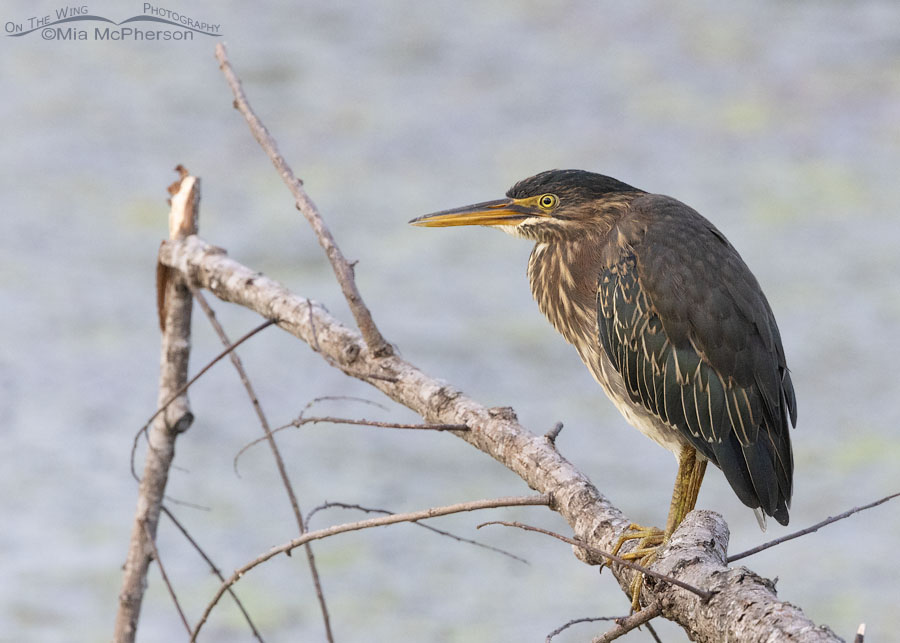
[3,1,899,641]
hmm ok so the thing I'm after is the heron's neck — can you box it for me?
[527,235,603,353]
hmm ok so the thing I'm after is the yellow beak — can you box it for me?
[409,198,546,227]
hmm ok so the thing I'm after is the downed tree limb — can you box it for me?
[158,234,843,642]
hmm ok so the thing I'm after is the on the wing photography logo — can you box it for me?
[5,4,222,41]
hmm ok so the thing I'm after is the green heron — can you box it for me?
[410,169,796,608]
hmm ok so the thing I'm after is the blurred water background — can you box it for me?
[3,1,900,641]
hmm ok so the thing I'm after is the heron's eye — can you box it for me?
[538,194,558,210]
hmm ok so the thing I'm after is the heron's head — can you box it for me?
[410,169,644,241]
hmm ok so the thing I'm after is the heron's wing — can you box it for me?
[597,195,795,525]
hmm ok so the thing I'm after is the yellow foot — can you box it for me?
[610,523,664,560]
[607,523,665,611]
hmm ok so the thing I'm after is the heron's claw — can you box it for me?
[605,523,665,611]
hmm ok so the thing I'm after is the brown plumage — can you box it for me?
[411,169,796,528]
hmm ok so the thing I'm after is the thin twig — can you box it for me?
[190,495,550,641]
[161,506,264,642]
[233,395,389,476]
[303,395,391,414]
[161,497,210,512]
[215,42,393,358]
[192,289,334,642]
[307,501,528,564]
[592,603,663,643]
[141,520,191,636]
[233,416,468,474]
[645,620,663,643]
[129,318,276,481]
[545,615,628,642]
[727,491,900,563]
[478,521,712,602]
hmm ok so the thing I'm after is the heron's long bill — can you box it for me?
[409,198,545,227]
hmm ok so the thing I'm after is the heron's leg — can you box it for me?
[664,445,707,537]
[611,444,707,610]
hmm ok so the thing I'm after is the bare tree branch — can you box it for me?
[191,289,334,641]
[114,171,199,643]
[189,495,551,641]
[214,42,393,358]
[159,232,844,642]
[728,490,900,563]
